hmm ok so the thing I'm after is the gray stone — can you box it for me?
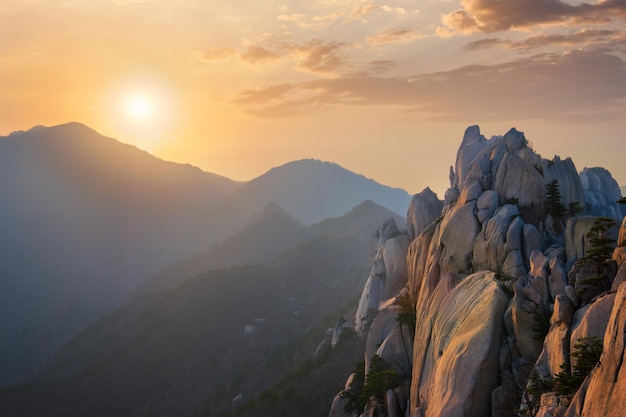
[548,261,567,301]
[493,152,545,208]
[410,271,510,415]
[580,167,622,220]
[440,201,480,274]
[564,285,579,307]
[523,224,544,269]
[454,125,488,189]
[506,216,524,253]
[503,250,527,279]
[458,178,483,205]
[477,190,499,224]
[542,155,585,210]
[381,234,410,301]
[566,282,626,416]
[529,250,550,279]
[565,216,596,263]
[570,292,616,355]
[406,187,443,242]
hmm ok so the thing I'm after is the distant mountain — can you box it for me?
[132,201,314,296]
[0,123,241,386]
[0,200,398,417]
[0,122,412,389]
[218,159,411,225]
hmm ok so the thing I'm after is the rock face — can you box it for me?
[410,272,510,416]
[406,188,443,242]
[564,282,626,417]
[355,218,410,332]
[580,167,622,220]
[329,126,626,417]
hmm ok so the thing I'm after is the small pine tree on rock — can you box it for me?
[544,179,567,219]
[575,217,616,298]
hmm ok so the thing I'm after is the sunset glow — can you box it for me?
[1,0,625,193]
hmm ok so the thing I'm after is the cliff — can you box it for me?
[330,126,625,417]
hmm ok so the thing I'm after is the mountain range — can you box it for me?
[0,122,410,388]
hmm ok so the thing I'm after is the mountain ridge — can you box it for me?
[0,122,411,388]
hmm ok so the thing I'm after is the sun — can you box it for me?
[125,93,155,122]
[126,94,155,121]
[104,76,180,150]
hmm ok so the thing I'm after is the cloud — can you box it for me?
[440,0,626,34]
[367,28,426,45]
[349,3,407,22]
[196,47,237,61]
[236,83,294,104]
[236,50,626,123]
[283,39,346,74]
[240,46,280,64]
[278,11,342,29]
[366,60,397,73]
[465,29,623,51]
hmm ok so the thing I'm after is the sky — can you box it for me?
[1,0,625,196]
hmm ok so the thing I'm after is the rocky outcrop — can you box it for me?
[542,156,585,210]
[563,282,626,416]
[356,218,409,332]
[406,188,443,242]
[410,271,510,416]
[330,126,626,417]
[580,167,622,220]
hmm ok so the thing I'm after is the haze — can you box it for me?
[1,0,625,194]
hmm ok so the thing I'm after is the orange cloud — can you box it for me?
[240,46,281,64]
[367,28,426,45]
[349,4,407,22]
[440,0,626,34]
[283,39,346,74]
[236,50,626,123]
[465,29,623,51]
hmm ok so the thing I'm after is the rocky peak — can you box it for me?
[330,125,626,417]
[580,167,622,220]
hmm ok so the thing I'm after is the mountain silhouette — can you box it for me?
[218,158,411,225]
[0,123,240,386]
[0,200,402,416]
[0,122,410,389]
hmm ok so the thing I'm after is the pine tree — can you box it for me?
[544,179,567,219]
[575,217,616,297]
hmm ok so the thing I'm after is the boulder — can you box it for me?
[493,152,545,208]
[364,305,401,374]
[410,271,510,416]
[477,190,499,224]
[534,295,574,379]
[512,278,545,361]
[381,234,410,301]
[570,293,616,357]
[541,155,585,210]
[565,282,626,416]
[522,224,544,269]
[454,125,488,189]
[440,201,480,274]
[548,260,567,301]
[406,188,443,242]
[407,222,439,300]
[503,127,527,152]
[564,216,596,264]
[473,205,519,272]
[580,167,622,220]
